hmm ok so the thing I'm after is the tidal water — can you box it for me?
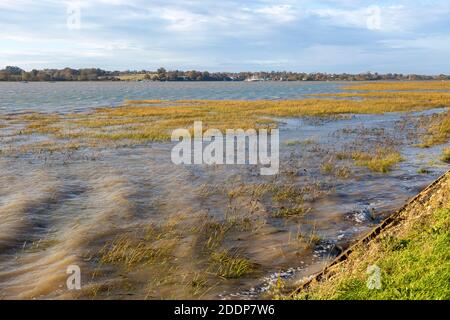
[0,81,344,113]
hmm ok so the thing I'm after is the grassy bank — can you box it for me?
[290,172,450,300]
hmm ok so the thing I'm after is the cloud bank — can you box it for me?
[0,0,449,73]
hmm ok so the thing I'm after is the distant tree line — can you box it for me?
[0,66,118,81]
[1,66,449,82]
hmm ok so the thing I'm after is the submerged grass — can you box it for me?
[210,249,254,279]
[99,218,183,271]
[321,159,352,179]
[99,234,175,270]
[224,179,328,221]
[285,139,316,146]
[418,110,450,148]
[274,205,311,218]
[417,168,431,174]
[352,149,403,173]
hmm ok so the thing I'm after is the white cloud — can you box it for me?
[1,0,450,72]
[254,5,299,23]
[309,5,395,31]
[309,2,450,33]
[0,0,35,9]
[159,8,209,32]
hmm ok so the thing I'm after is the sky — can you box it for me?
[1,0,449,73]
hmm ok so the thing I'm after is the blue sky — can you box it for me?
[1,0,449,73]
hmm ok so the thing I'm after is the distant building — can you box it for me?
[245,75,265,82]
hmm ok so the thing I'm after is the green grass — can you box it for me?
[99,234,175,270]
[292,204,450,300]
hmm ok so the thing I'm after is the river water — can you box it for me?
[0,81,343,114]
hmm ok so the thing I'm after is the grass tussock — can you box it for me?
[225,180,327,219]
[99,234,175,270]
[290,225,323,249]
[210,249,254,279]
[441,148,450,163]
[418,111,450,148]
[351,148,403,173]
[321,159,352,179]
[99,218,183,270]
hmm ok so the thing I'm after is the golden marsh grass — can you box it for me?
[352,149,403,173]
[342,81,450,91]
[10,92,450,145]
[441,148,450,163]
[418,110,450,147]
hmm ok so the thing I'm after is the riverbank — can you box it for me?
[289,171,450,300]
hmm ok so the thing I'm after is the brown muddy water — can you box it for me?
[0,106,448,299]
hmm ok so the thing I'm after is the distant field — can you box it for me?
[117,73,148,81]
